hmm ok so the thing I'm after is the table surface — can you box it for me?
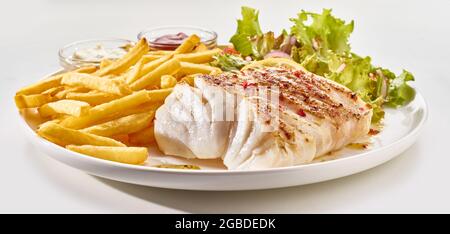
[1,0,449,213]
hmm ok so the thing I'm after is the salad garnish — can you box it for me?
[213,6,415,123]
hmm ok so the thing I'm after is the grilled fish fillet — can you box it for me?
[154,67,373,170]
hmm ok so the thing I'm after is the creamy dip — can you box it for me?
[73,44,127,62]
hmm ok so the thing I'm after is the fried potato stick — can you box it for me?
[62,73,131,96]
[160,75,177,89]
[16,65,97,96]
[39,99,91,117]
[66,91,119,106]
[59,90,151,129]
[66,145,148,165]
[38,122,125,146]
[147,88,173,102]
[174,48,221,64]
[81,112,154,137]
[15,93,53,109]
[130,58,181,90]
[178,62,220,75]
[136,54,173,81]
[129,126,155,146]
[174,34,200,54]
[94,38,149,76]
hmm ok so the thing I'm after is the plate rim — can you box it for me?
[19,84,428,175]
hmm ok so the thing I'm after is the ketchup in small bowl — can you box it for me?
[138,26,217,51]
[151,32,188,50]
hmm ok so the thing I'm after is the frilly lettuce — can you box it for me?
[290,9,354,57]
[222,6,415,123]
[385,70,415,107]
[290,9,414,122]
[210,53,249,71]
[229,7,275,59]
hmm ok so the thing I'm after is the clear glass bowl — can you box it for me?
[137,26,218,51]
[58,38,133,70]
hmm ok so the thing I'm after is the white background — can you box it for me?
[1,0,449,213]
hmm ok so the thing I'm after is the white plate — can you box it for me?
[19,88,427,191]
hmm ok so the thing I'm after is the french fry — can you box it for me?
[92,101,162,126]
[66,145,148,165]
[94,38,149,76]
[130,58,181,90]
[101,74,119,79]
[42,86,65,96]
[81,112,154,137]
[55,114,71,122]
[15,34,222,165]
[75,65,98,74]
[174,48,221,64]
[62,73,131,96]
[193,43,208,52]
[126,59,145,84]
[174,34,200,54]
[54,86,89,100]
[16,75,62,96]
[100,59,113,69]
[15,65,97,96]
[178,62,220,76]
[148,50,172,55]
[15,93,53,109]
[160,75,177,89]
[66,91,119,106]
[142,54,163,63]
[38,122,125,147]
[38,118,63,128]
[179,74,196,86]
[147,88,173,102]
[142,50,172,62]
[137,54,173,80]
[39,100,91,117]
[46,114,71,122]
[111,134,130,145]
[60,90,151,129]
[129,126,155,146]
[14,33,226,166]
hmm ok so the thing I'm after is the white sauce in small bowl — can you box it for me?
[59,39,133,69]
[72,44,127,62]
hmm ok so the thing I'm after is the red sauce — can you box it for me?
[150,32,188,50]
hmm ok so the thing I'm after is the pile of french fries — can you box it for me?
[15,34,222,165]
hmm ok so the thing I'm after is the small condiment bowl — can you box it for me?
[137,26,218,51]
[58,38,133,70]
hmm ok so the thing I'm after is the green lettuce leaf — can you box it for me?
[290,9,415,123]
[210,53,250,71]
[227,7,416,123]
[230,7,275,59]
[235,6,263,36]
[253,31,275,58]
[290,9,354,58]
[369,97,386,123]
[229,33,255,57]
[294,48,392,123]
[385,70,415,107]
[230,7,263,57]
